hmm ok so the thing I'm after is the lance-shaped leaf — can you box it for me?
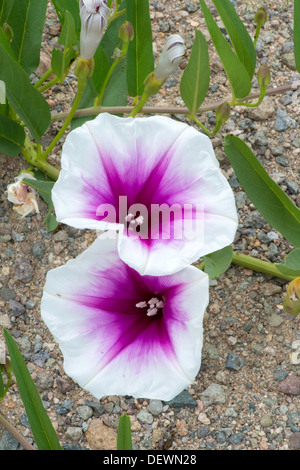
[180,30,210,117]
[0,114,26,157]
[212,0,256,79]
[224,135,300,248]
[126,0,154,96]
[203,245,233,279]
[52,0,81,36]
[117,414,133,450]
[0,0,14,26]
[0,29,50,142]
[275,248,300,278]
[199,0,251,99]
[295,0,300,72]
[7,0,48,75]
[51,10,77,80]
[3,328,62,450]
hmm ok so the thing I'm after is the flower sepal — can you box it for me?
[283,277,300,317]
[74,57,95,83]
[143,71,165,96]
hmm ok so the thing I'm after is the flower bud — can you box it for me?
[79,0,110,60]
[119,21,134,44]
[254,6,268,26]
[215,102,230,124]
[74,57,95,81]
[283,277,300,317]
[257,64,271,88]
[154,34,185,83]
[143,71,165,96]
[6,172,39,217]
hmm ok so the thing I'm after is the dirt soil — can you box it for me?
[0,0,300,451]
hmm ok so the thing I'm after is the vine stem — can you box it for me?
[50,82,300,121]
[22,135,59,181]
[0,413,36,450]
[231,252,295,281]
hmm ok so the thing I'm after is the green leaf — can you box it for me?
[295,0,300,72]
[126,0,154,96]
[58,9,77,49]
[51,47,76,81]
[3,328,62,450]
[7,0,48,75]
[45,212,58,231]
[199,0,251,99]
[224,135,300,248]
[0,29,50,141]
[71,7,128,128]
[275,248,300,277]
[180,30,210,117]
[203,245,233,279]
[212,0,256,79]
[0,0,14,26]
[0,114,26,156]
[117,414,133,450]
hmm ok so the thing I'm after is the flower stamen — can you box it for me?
[136,296,165,317]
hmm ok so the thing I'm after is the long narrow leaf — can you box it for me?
[212,0,256,79]
[0,29,50,142]
[199,0,251,99]
[3,328,62,450]
[117,414,133,450]
[224,135,300,248]
[7,0,48,75]
[126,0,154,97]
[180,30,210,117]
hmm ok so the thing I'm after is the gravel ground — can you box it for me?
[0,0,300,451]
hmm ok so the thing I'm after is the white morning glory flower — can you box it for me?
[79,0,110,60]
[41,237,209,400]
[154,34,185,82]
[51,113,238,276]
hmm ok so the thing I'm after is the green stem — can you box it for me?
[41,81,86,161]
[189,114,213,136]
[22,135,59,181]
[254,24,262,48]
[94,55,125,107]
[38,75,60,93]
[34,67,54,89]
[107,8,125,26]
[231,252,295,281]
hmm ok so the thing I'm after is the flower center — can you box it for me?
[125,212,144,232]
[136,296,164,317]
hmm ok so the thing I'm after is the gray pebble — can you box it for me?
[0,430,21,450]
[32,242,45,259]
[226,353,244,371]
[56,399,74,415]
[149,399,163,416]
[285,180,299,194]
[271,145,285,156]
[200,383,226,406]
[9,299,25,317]
[15,258,34,283]
[76,405,93,420]
[0,286,16,301]
[185,1,199,13]
[137,409,154,424]
[164,390,197,408]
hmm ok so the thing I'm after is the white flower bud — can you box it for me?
[79,0,110,60]
[154,34,185,82]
